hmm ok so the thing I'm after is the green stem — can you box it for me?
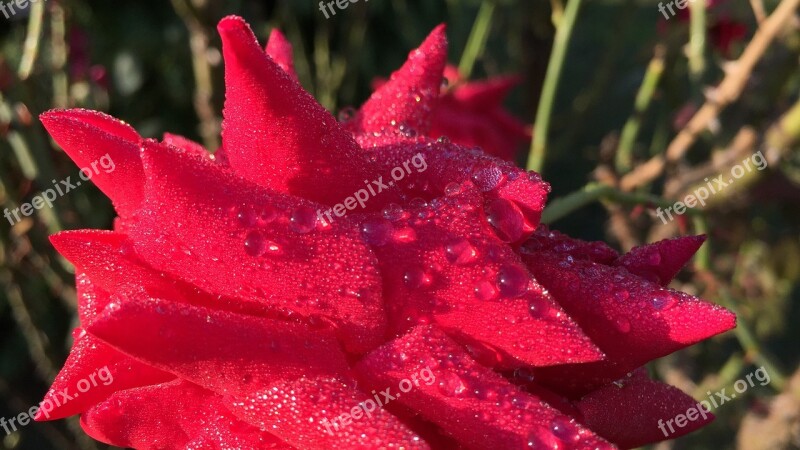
[687,0,707,93]
[458,1,496,79]
[527,0,584,173]
[541,182,683,224]
[18,0,46,79]
[616,46,665,174]
[717,289,787,392]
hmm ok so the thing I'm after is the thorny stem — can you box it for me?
[458,1,496,80]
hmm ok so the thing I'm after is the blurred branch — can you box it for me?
[171,0,219,150]
[687,0,708,91]
[541,181,687,224]
[620,0,800,191]
[527,0,584,173]
[751,0,768,24]
[615,45,666,174]
[18,0,46,80]
[458,0,495,79]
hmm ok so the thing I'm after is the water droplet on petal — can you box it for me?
[614,289,629,302]
[244,231,265,256]
[290,206,318,233]
[445,238,478,265]
[497,265,530,298]
[648,251,662,265]
[360,218,393,246]
[444,182,462,196]
[471,167,504,192]
[337,106,356,123]
[651,291,677,311]
[551,417,580,443]
[437,135,451,144]
[409,197,428,209]
[258,205,278,224]
[437,373,467,397]
[237,208,257,227]
[615,318,631,333]
[486,198,525,243]
[404,268,433,290]
[474,280,498,301]
[382,203,406,221]
[528,297,550,319]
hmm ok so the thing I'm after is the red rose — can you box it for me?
[37,16,735,449]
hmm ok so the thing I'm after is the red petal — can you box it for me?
[357,139,549,244]
[127,142,387,352]
[74,271,111,326]
[87,295,350,398]
[364,184,602,367]
[81,379,289,449]
[265,29,297,80]
[229,376,430,449]
[354,25,447,135]
[355,326,614,449]
[615,235,706,285]
[40,109,143,216]
[577,368,714,448]
[450,75,521,110]
[161,133,210,159]
[218,16,395,207]
[35,330,173,421]
[524,251,736,396]
[520,226,619,265]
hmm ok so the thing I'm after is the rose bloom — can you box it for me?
[36,16,735,450]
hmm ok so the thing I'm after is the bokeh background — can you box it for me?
[0,0,798,449]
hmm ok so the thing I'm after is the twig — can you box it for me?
[458,1,496,79]
[18,0,45,79]
[750,0,768,24]
[527,0,584,173]
[170,0,219,150]
[615,45,666,173]
[620,0,800,191]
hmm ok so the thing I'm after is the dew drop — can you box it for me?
[474,280,498,301]
[437,373,467,397]
[528,297,550,319]
[337,106,356,123]
[436,135,451,144]
[290,206,318,233]
[613,289,630,302]
[382,203,406,221]
[360,218,393,246]
[486,198,525,243]
[404,268,433,290]
[651,291,677,311]
[615,318,631,333]
[647,251,662,265]
[244,231,265,257]
[409,197,428,209]
[445,238,478,265]
[258,205,278,224]
[444,182,462,196]
[497,265,530,298]
[471,167,504,192]
[237,208,257,227]
[551,417,580,443]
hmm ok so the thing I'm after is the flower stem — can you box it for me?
[458,1,496,80]
[527,0,584,173]
[541,182,682,224]
[615,45,666,174]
